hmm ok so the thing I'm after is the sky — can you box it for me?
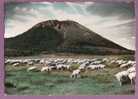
[5,1,135,50]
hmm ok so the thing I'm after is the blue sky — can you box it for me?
[5,1,135,50]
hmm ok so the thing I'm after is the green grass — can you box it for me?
[5,55,135,95]
[5,66,135,95]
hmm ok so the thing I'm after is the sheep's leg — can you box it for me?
[119,81,122,86]
[131,78,135,85]
[131,79,133,85]
[47,69,50,74]
[78,74,80,78]
[70,74,73,78]
[120,82,122,86]
[72,75,74,78]
[74,74,76,79]
[77,74,79,78]
[70,74,72,78]
[75,74,77,79]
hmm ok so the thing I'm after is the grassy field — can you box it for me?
[5,55,135,95]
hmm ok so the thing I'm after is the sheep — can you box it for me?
[87,64,105,70]
[87,65,95,70]
[41,66,52,72]
[27,61,34,66]
[62,64,70,70]
[115,71,130,86]
[127,60,136,65]
[5,59,13,65]
[120,60,135,68]
[110,60,116,64]
[116,60,126,65]
[78,65,85,70]
[99,64,106,69]
[102,58,109,62]
[70,69,81,78]
[12,63,20,67]
[127,66,136,73]
[56,64,64,70]
[27,66,38,72]
[65,64,71,70]
[33,59,40,63]
[40,59,45,64]
[120,63,129,68]
[78,63,87,70]
[91,61,102,65]
[128,72,136,85]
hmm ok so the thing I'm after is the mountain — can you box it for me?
[5,20,134,56]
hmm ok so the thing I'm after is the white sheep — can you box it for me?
[56,64,64,70]
[115,71,129,86]
[40,59,45,64]
[127,60,136,65]
[78,66,85,70]
[87,65,95,70]
[92,61,102,64]
[78,63,87,70]
[70,69,81,78]
[87,64,105,70]
[110,60,116,64]
[128,72,136,85]
[99,64,106,69]
[102,58,109,62]
[62,64,70,70]
[12,63,20,67]
[127,66,136,73]
[120,63,129,68]
[27,61,34,65]
[27,66,38,72]
[116,60,126,65]
[41,66,52,72]
[120,60,135,68]
[66,65,71,70]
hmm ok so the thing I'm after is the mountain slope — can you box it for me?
[5,20,134,56]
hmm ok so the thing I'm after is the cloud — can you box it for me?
[86,1,135,20]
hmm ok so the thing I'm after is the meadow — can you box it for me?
[5,55,135,95]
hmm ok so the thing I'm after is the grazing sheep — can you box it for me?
[62,64,70,70]
[87,64,105,70]
[41,66,52,72]
[87,65,95,70]
[115,71,129,86]
[78,63,87,70]
[78,66,85,70]
[65,64,71,70]
[91,61,102,64]
[127,60,136,65]
[56,64,64,70]
[128,72,136,85]
[116,60,126,65]
[110,60,116,64]
[127,66,136,73]
[120,63,129,68]
[12,63,20,67]
[70,69,81,78]
[27,61,34,65]
[40,59,45,64]
[96,64,105,69]
[120,60,135,68]
[27,66,38,72]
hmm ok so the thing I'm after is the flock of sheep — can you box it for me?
[5,57,136,86]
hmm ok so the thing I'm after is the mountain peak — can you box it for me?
[34,20,80,29]
[5,20,134,56]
